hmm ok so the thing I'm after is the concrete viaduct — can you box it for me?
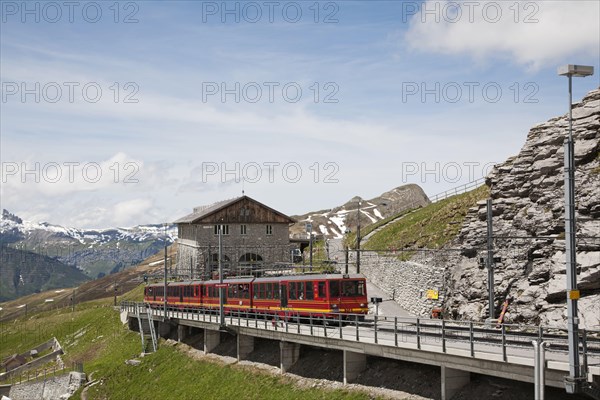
[121,303,600,400]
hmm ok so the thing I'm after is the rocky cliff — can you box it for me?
[446,87,600,328]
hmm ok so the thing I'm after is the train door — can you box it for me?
[280,283,288,308]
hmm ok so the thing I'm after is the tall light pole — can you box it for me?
[486,199,495,322]
[356,200,361,274]
[557,64,594,394]
[218,223,224,327]
[163,223,168,318]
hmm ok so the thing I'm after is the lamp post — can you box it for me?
[163,223,168,319]
[218,223,224,327]
[557,64,594,394]
[344,229,350,275]
[356,200,361,274]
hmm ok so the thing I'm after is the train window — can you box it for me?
[318,282,326,298]
[265,283,271,299]
[341,280,364,297]
[274,283,280,299]
[297,282,304,300]
[289,283,297,300]
[330,281,340,297]
[306,281,314,300]
[241,284,250,299]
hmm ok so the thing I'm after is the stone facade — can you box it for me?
[174,196,296,279]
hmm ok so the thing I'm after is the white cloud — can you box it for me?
[112,198,154,227]
[404,1,600,69]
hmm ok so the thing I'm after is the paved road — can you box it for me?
[328,238,412,317]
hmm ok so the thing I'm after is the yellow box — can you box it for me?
[568,290,580,300]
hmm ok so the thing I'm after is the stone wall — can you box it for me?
[358,252,445,317]
[9,371,85,400]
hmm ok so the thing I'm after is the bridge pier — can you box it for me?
[280,342,300,373]
[343,350,366,384]
[157,321,171,338]
[441,366,470,400]
[204,330,221,354]
[237,334,255,361]
[177,325,190,342]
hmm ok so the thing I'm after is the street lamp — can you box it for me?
[356,200,361,274]
[218,222,224,327]
[557,64,594,394]
[163,223,168,319]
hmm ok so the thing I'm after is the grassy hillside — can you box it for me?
[0,244,177,322]
[1,288,377,400]
[364,185,489,252]
[0,246,89,302]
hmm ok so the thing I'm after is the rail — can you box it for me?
[428,177,486,203]
[120,301,600,365]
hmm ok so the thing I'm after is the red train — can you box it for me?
[144,273,369,320]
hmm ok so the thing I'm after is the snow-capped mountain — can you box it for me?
[1,209,177,279]
[290,184,430,239]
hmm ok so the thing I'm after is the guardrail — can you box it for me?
[428,177,486,204]
[1,362,80,386]
[121,301,600,365]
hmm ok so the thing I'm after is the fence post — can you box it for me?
[394,317,398,347]
[442,319,446,353]
[469,321,474,357]
[416,318,421,349]
[502,324,507,362]
[374,315,378,344]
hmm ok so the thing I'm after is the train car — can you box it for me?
[144,281,202,309]
[143,274,368,320]
[276,274,368,319]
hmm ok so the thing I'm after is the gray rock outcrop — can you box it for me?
[445,87,600,328]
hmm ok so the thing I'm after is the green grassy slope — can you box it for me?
[364,185,489,252]
[1,287,378,400]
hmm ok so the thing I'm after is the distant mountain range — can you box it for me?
[0,209,176,281]
[0,184,429,302]
[290,184,430,239]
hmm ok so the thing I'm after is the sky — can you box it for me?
[1,0,599,229]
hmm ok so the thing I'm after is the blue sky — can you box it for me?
[1,0,599,228]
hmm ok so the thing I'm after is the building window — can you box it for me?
[214,224,229,235]
[266,225,273,235]
[240,224,247,235]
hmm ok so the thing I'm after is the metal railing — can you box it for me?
[121,301,600,366]
[4,362,80,386]
[428,177,486,204]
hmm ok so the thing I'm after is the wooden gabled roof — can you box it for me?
[174,196,295,224]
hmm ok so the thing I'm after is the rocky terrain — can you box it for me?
[290,184,430,239]
[356,87,599,330]
[0,209,176,282]
[445,87,600,328]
